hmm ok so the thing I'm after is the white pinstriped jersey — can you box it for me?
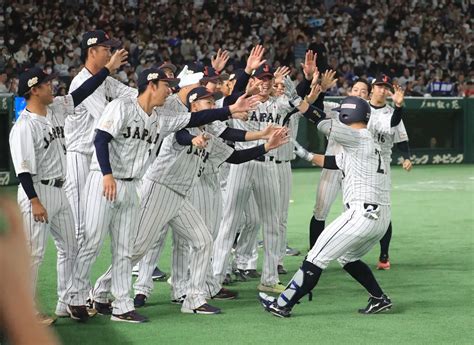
[323,101,343,155]
[65,68,137,155]
[145,130,234,196]
[318,119,390,206]
[368,104,409,163]
[232,95,293,154]
[272,111,301,161]
[89,98,191,179]
[10,95,74,180]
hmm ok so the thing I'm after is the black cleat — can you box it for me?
[67,305,89,322]
[233,269,249,282]
[111,310,149,323]
[244,269,261,278]
[171,295,186,304]
[134,294,147,308]
[358,294,392,314]
[212,288,238,300]
[152,267,167,281]
[258,293,292,318]
[94,301,112,315]
[277,265,288,275]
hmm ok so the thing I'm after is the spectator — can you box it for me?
[0,71,8,93]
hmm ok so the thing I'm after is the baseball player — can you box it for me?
[68,80,261,321]
[64,30,137,244]
[9,53,125,324]
[259,96,393,318]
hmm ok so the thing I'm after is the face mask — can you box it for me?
[52,80,59,87]
[140,59,145,64]
[0,40,4,45]
[9,39,14,45]
[46,67,52,74]
[67,52,74,57]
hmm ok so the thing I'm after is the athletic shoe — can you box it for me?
[37,313,57,326]
[181,303,221,315]
[223,273,233,285]
[277,265,288,275]
[244,269,261,278]
[132,263,140,277]
[152,266,167,281]
[67,305,89,322]
[86,298,98,317]
[212,288,238,300]
[171,295,186,304]
[94,301,113,315]
[377,256,391,270]
[233,269,249,282]
[258,293,291,318]
[286,246,301,256]
[358,294,392,314]
[258,283,286,294]
[257,240,264,248]
[134,294,147,308]
[111,310,149,323]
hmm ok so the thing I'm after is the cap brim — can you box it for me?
[373,82,393,91]
[100,39,121,48]
[195,91,224,103]
[254,72,274,79]
[161,77,180,88]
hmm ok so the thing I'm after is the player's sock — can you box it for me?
[343,260,384,298]
[379,222,392,260]
[309,217,325,248]
[276,260,322,309]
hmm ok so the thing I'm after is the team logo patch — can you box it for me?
[20,160,30,170]
[147,73,159,81]
[341,104,357,109]
[189,93,198,103]
[102,120,114,129]
[27,77,38,87]
[87,37,98,46]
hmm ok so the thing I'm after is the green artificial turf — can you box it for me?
[2,165,473,344]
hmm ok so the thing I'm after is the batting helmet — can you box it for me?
[334,96,371,124]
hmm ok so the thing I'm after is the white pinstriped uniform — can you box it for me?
[307,119,391,268]
[66,97,191,315]
[64,68,137,242]
[9,96,77,316]
[213,96,294,288]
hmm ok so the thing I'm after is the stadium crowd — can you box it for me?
[1,0,473,97]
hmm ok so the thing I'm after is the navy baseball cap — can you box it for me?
[186,86,223,108]
[137,68,180,90]
[81,30,121,50]
[18,67,57,96]
[253,63,274,79]
[201,66,227,83]
[332,96,371,124]
[372,74,393,91]
[186,61,205,74]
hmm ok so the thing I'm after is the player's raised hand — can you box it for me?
[211,48,230,72]
[306,83,322,104]
[320,69,337,92]
[192,134,209,149]
[246,79,263,96]
[274,66,291,85]
[300,50,318,80]
[30,198,48,223]
[245,45,267,74]
[103,174,117,202]
[260,123,282,139]
[402,159,412,171]
[230,94,260,114]
[390,84,405,107]
[283,76,303,106]
[265,127,290,151]
[105,49,129,73]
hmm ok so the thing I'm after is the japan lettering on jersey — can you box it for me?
[90,98,192,179]
[64,68,137,154]
[10,95,74,180]
[318,119,390,205]
[368,104,409,162]
[145,130,234,196]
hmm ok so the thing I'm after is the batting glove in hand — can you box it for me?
[283,76,303,108]
[292,139,314,162]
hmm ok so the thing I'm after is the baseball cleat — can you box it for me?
[86,298,98,317]
[181,303,221,315]
[258,283,286,294]
[171,295,186,304]
[94,301,112,315]
[258,294,291,318]
[67,305,89,322]
[212,288,238,300]
[111,310,149,323]
[134,294,147,308]
[286,246,301,256]
[258,292,276,309]
[244,269,261,278]
[152,266,167,281]
[233,269,249,282]
[358,294,392,314]
[277,265,288,275]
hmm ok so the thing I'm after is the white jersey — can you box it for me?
[10,95,74,180]
[89,98,191,179]
[318,119,390,206]
[272,110,301,161]
[368,104,409,163]
[145,130,234,196]
[323,101,343,155]
[65,68,137,155]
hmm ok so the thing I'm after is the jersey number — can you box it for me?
[376,149,385,174]
[377,134,385,143]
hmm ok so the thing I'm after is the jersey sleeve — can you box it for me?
[96,99,126,138]
[105,76,138,99]
[318,118,363,147]
[9,120,37,175]
[393,119,409,143]
[158,110,192,133]
[50,94,75,118]
[206,121,227,137]
[208,135,234,166]
[323,101,340,119]
[335,152,345,170]
[276,95,296,114]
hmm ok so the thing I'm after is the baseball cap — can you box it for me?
[252,63,274,80]
[229,68,244,82]
[137,68,180,90]
[18,67,57,96]
[186,86,223,108]
[156,61,177,74]
[81,30,121,50]
[372,74,393,91]
[201,66,227,83]
[332,96,371,124]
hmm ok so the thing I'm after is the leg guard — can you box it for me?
[277,260,322,309]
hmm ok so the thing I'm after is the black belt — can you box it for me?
[254,156,274,162]
[346,203,378,209]
[275,160,290,164]
[40,179,64,188]
[118,178,134,181]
